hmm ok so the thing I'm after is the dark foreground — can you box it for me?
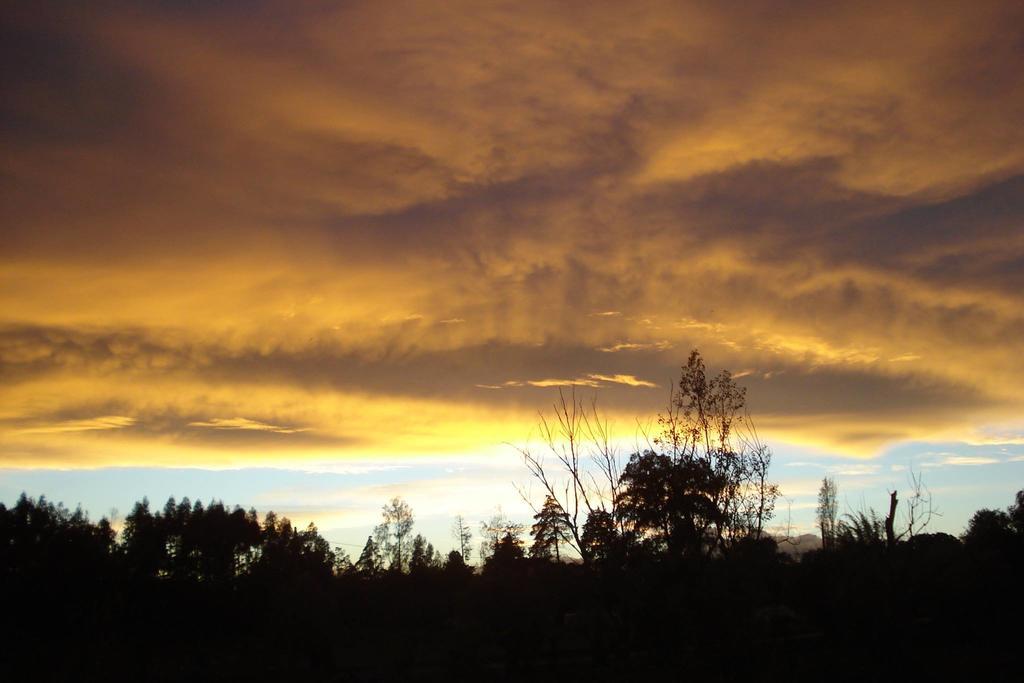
[3,534,1021,682]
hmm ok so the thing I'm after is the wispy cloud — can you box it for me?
[14,416,136,435]
[188,418,308,434]
[482,374,657,389]
[525,378,601,388]
[586,374,658,388]
[940,455,1000,466]
[597,341,673,353]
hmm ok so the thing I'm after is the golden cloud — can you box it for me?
[1,1,1023,467]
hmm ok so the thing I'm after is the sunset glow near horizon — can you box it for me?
[3,1,1023,552]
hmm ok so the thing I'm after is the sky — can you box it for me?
[2,0,1023,554]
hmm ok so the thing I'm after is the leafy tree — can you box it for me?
[652,350,778,550]
[252,514,335,581]
[374,497,415,573]
[409,534,443,573]
[530,495,571,561]
[581,509,620,565]
[333,548,353,575]
[1010,490,1024,535]
[962,490,1023,562]
[479,509,525,562]
[355,535,383,577]
[617,449,719,556]
[0,494,115,578]
[122,498,166,577]
[444,549,472,576]
[484,532,525,574]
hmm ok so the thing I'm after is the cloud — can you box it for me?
[939,455,1001,467]
[14,416,136,435]
[598,341,673,353]
[187,418,308,434]
[586,374,658,388]
[485,374,657,389]
[1,0,1024,468]
[524,378,601,388]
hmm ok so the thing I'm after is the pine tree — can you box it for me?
[355,535,382,576]
[530,495,571,561]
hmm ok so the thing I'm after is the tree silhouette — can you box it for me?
[581,509,620,565]
[530,495,571,561]
[484,532,525,574]
[817,477,839,550]
[452,514,474,563]
[838,508,886,548]
[653,350,778,550]
[617,449,719,557]
[374,497,415,573]
[962,491,1024,562]
[409,533,441,573]
[516,389,622,562]
[4,483,1022,679]
[517,350,779,563]
[479,509,525,562]
[355,535,383,577]
[121,498,166,577]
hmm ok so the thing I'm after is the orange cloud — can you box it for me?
[1,1,1023,468]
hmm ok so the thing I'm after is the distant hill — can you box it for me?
[776,533,822,557]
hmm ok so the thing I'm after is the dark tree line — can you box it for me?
[3,487,1022,680]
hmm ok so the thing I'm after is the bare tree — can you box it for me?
[733,416,779,539]
[514,389,622,562]
[451,514,473,563]
[901,466,939,540]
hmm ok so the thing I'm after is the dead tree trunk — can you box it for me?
[884,490,898,548]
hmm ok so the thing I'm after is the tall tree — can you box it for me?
[121,498,166,577]
[530,495,572,561]
[581,509,620,564]
[409,533,431,573]
[374,497,414,573]
[657,349,776,550]
[515,389,621,561]
[817,476,839,551]
[452,514,473,563]
[354,536,383,577]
